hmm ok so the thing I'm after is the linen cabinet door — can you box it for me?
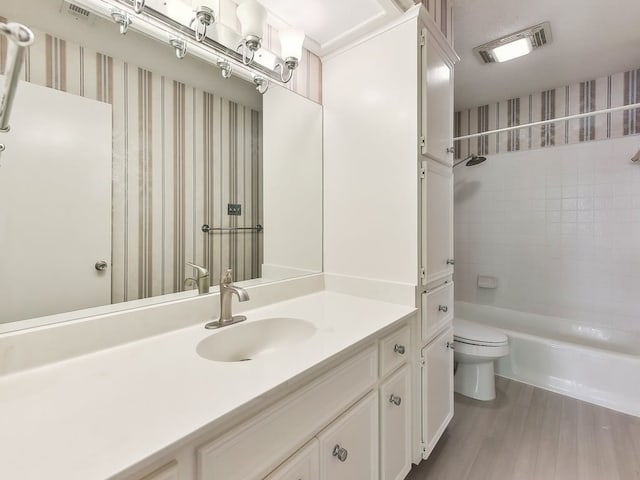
[318,392,378,480]
[423,160,454,285]
[264,440,319,480]
[380,365,412,480]
[421,28,454,164]
[421,326,454,458]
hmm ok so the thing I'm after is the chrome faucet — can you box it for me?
[205,269,250,329]
[185,262,210,294]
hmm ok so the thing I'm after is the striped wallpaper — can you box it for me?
[416,0,453,45]
[454,67,640,160]
[0,22,265,304]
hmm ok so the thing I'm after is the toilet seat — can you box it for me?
[453,318,508,347]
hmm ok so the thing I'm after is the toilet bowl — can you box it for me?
[453,317,509,401]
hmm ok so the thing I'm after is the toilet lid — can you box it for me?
[453,318,508,345]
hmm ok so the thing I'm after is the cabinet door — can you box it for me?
[138,461,178,480]
[421,326,454,458]
[318,392,378,480]
[422,160,454,285]
[421,29,454,165]
[265,440,319,480]
[380,366,412,480]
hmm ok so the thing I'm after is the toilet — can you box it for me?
[453,318,509,401]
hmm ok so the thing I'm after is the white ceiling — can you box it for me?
[453,0,640,111]
[259,0,402,56]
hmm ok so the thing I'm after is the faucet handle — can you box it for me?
[186,262,209,279]
[221,268,233,285]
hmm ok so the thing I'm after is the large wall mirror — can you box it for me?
[0,0,323,332]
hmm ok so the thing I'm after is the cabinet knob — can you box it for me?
[438,305,448,313]
[389,394,402,406]
[446,341,455,350]
[394,344,406,355]
[446,146,455,154]
[446,258,455,265]
[95,261,108,271]
[332,444,348,462]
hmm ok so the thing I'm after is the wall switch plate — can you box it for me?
[227,203,241,216]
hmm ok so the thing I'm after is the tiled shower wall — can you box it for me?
[0,23,266,304]
[453,69,640,333]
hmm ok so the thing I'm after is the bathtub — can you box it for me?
[455,301,640,417]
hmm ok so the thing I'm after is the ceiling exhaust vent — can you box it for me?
[474,22,552,64]
[60,1,96,23]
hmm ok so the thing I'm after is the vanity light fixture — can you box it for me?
[236,0,267,66]
[253,74,269,94]
[191,0,217,42]
[275,28,304,83]
[111,9,132,35]
[169,37,187,59]
[474,22,552,64]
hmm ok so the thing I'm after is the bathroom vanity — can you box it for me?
[0,282,417,480]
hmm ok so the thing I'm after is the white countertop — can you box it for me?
[0,291,415,480]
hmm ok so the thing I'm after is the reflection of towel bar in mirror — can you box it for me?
[201,224,263,234]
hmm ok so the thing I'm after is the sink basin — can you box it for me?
[196,317,317,362]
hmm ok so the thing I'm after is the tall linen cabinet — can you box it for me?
[323,5,459,468]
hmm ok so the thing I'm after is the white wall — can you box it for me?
[454,135,640,333]
[262,85,323,278]
[323,18,419,285]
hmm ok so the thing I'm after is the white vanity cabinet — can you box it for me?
[318,392,379,480]
[264,440,320,480]
[131,316,415,480]
[379,365,412,480]
[420,326,454,457]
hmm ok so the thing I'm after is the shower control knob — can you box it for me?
[446,258,455,265]
[332,444,348,462]
[438,305,448,313]
[394,344,406,355]
[389,394,402,406]
[95,261,108,271]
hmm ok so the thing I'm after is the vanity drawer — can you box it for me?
[197,346,377,480]
[379,324,410,378]
[421,282,453,342]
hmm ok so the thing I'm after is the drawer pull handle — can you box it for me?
[332,444,348,462]
[446,258,455,265]
[389,394,402,406]
[394,344,406,355]
[438,305,448,313]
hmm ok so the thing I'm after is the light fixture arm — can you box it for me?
[192,6,215,43]
[133,0,145,14]
[169,37,187,59]
[273,57,298,83]
[111,9,132,35]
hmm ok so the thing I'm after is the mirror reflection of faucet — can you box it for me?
[205,269,250,329]
[184,262,210,294]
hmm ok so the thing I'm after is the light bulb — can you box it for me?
[279,28,304,62]
[236,0,267,40]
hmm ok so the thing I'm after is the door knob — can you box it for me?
[389,394,402,406]
[394,344,406,355]
[446,258,455,265]
[438,305,448,313]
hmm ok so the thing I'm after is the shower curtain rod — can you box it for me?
[453,102,640,141]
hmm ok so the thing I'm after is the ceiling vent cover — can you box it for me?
[474,22,552,64]
[60,1,95,23]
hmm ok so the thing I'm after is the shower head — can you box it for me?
[453,154,487,168]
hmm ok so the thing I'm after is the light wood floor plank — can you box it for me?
[406,378,640,480]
